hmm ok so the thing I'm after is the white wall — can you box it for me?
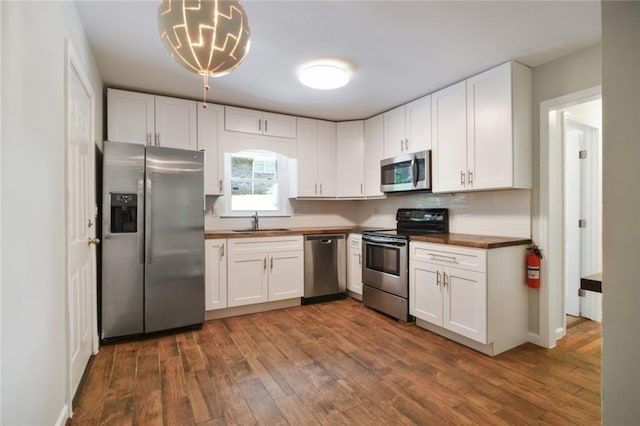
[358,190,531,238]
[601,2,640,423]
[1,2,102,424]
[529,44,602,336]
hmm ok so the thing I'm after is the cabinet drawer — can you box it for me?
[229,236,303,255]
[349,233,362,249]
[411,242,486,273]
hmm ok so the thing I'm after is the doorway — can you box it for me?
[562,101,602,324]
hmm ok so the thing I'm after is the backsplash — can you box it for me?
[205,190,531,238]
[357,189,531,238]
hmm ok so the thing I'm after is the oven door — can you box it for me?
[362,235,408,297]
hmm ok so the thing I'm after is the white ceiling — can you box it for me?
[75,0,601,121]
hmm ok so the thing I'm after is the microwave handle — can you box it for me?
[411,155,418,187]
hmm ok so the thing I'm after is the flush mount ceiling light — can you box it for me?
[158,0,251,107]
[298,59,353,90]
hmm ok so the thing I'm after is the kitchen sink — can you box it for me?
[231,228,290,233]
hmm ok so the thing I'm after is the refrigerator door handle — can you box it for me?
[145,171,153,264]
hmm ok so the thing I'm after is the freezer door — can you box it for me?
[145,146,205,333]
[101,141,145,339]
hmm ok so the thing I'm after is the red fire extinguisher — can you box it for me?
[527,245,543,288]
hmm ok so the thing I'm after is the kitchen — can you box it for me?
[1,1,638,425]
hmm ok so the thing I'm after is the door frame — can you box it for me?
[64,39,98,414]
[535,85,601,348]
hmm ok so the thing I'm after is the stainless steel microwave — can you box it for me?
[380,150,431,193]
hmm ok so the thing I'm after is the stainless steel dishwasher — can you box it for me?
[303,234,347,303]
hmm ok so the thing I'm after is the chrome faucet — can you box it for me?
[252,211,259,231]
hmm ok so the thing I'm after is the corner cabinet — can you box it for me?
[227,236,304,307]
[205,239,227,311]
[292,118,337,197]
[107,88,197,150]
[197,103,224,195]
[383,95,432,158]
[224,106,296,139]
[336,121,365,197]
[432,62,532,193]
[409,241,528,356]
[363,114,385,197]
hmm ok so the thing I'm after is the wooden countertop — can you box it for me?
[206,228,530,249]
[409,233,531,249]
[205,226,379,239]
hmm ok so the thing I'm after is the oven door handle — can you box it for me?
[363,240,407,248]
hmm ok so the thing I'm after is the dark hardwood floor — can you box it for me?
[70,298,601,425]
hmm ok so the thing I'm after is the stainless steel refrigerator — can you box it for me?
[101,141,205,340]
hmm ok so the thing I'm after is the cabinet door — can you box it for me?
[225,106,262,135]
[268,251,304,301]
[205,239,227,310]
[263,112,296,138]
[155,96,197,150]
[364,114,384,197]
[197,103,224,195]
[347,248,363,295]
[295,117,318,197]
[467,63,513,190]
[107,89,154,145]
[316,120,337,197]
[227,252,268,307]
[432,81,468,193]
[443,266,487,343]
[336,121,365,197]
[383,105,406,158]
[406,95,432,152]
[410,260,442,325]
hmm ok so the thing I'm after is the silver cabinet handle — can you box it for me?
[220,244,224,259]
[219,179,223,192]
[460,171,465,186]
[468,170,473,186]
[443,272,449,288]
[147,132,152,145]
[315,183,318,195]
[405,138,409,151]
[263,257,267,271]
[436,270,441,287]
[429,254,458,263]
[358,254,361,265]
[155,133,160,146]
[360,183,363,194]
[270,257,274,271]
[320,183,323,195]
[258,119,262,132]
[265,120,268,133]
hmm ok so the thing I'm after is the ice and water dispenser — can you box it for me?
[110,193,137,233]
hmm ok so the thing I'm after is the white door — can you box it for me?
[67,55,96,399]
[268,251,304,301]
[154,95,197,150]
[443,267,487,343]
[262,112,296,138]
[347,247,363,295]
[432,81,468,193]
[205,239,227,310]
[197,103,224,195]
[363,114,384,197]
[227,252,268,307]
[106,88,154,145]
[410,261,442,325]
[406,95,432,152]
[383,105,406,157]
[564,116,602,317]
[336,121,365,197]
[316,121,337,197]
[295,118,319,196]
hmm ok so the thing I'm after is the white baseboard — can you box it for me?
[55,404,69,426]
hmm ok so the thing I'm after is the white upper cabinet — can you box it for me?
[224,106,296,138]
[336,121,365,197]
[432,62,532,193]
[197,103,224,195]
[364,114,384,197]
[107,89,154,145]
[383,95,432,158]
[293,118,336,197]
[107,89,197,150]
[432,81,468,193]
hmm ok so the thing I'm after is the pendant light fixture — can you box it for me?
[158,0,251,107]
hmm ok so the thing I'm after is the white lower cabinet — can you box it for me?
[227,236,303,307]
[410,241,527,355]
[205,239,227,310]
[347,234,363,298]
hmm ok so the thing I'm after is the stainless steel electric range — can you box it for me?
[361,208,449,321]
